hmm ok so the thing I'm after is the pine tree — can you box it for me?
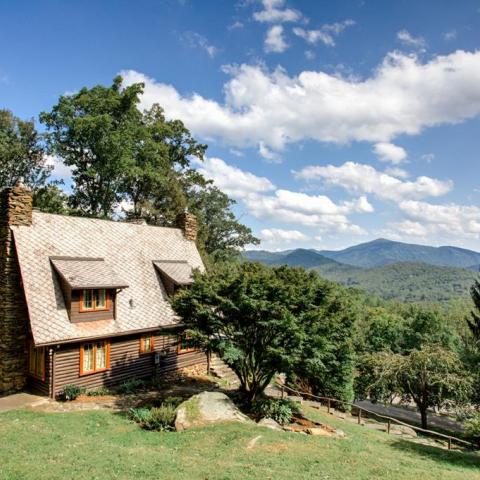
[467,279,480,342]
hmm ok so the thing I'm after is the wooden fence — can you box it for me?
[276,381,476,451]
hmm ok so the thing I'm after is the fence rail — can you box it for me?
[276,381,476,451]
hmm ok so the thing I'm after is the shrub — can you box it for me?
[115,378,147,395]
[128,404,177,431]
[86,387,111,397]
[465,413,480,440]
[252,398,300,426]
[163,396,184,408]
[61,384,85,401]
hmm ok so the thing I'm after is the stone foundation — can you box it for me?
[0,185,32,395]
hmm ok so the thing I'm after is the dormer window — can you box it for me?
[80,289,109,312]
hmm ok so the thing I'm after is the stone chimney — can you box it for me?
[176,209,198,242]
[0,180,32,395]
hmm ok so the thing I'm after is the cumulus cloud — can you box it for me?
[121,49,480,150]
[253,0,303,23]
[264,25,288,53]
[196,157,275,199]
[384,167,409,179]
[198,157,370,234]
[295,161,452,202]
[373,142,407,164]
[260,228,309,242]
[379,200,480,244]
[293,19,355,47]
[181,32,219,58]
[258,141,281,162]
[44,155,73,182]
[397,29,426,49]
[444,29,457,41]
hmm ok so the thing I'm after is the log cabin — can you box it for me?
[0,182,206,398]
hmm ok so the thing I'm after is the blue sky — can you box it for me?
[1,0,480,251]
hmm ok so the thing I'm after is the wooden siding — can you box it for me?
[69,289,115,323]
[52,332,206,397]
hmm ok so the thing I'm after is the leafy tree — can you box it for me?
[172,262,306,404]
[362,345,471,429]
[32,183,70,214]
[40,76,143,217]
[0,109,49,188]
[467,278,480,343]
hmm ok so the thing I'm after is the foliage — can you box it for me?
[172,263,357,404]
[252,398,300,425]
[128,403,177,431]
[61,384,86,401]
[86,387,111,397]
[464,413,480,440]
[115,378,147,395]
[467,278,480,343]
[32,183,70,214]
[0,109,49,189]
[172,262,306,403]
[360,345,472,429]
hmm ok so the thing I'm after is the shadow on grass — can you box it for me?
[390,439,480,470]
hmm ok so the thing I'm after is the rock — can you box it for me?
[390,425,417,437]
[306,427,334,437]
[257,417,283,431]
[175,391,252,431]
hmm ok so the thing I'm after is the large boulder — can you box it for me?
[175,391,252,431]
[257,417,283,431]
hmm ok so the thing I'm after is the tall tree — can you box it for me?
[0,109,49,188]
[40,76,143,217]
[467,279,480,343]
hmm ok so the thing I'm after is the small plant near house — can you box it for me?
[86,387,111,397]
[61,384,86,401]
[115,378,147,395]
[128,404,177,431]
[252,398,301,426]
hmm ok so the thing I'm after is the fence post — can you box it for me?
[358,408,362,425]
[327,399,331,414]
[448,438,452,450]
[281,385,285,399]
[387,419,391,434]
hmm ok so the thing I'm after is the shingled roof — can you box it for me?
[12,212,204,346]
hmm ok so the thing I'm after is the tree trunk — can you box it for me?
[420,406,428,429]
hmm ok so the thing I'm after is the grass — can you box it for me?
[0,407,479,480]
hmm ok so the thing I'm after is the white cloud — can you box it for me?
[182,32,219,58]
[444,29,457,41]
[260,228,308,242]
[295,161,452,202]
[44,155,73,182]
[421,153,435,163]
[382,200,480,242]
[304,50,315,60]
[384,166,409,179]
[293,19,355,47]
[264,25,288,53]
[253,0,303,23]
[228,21,244,30]
[373,142,407,164]
[396,29,426,49]
[258,141,281,162]
[121,49,480,150]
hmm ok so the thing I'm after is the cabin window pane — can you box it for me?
[28,343,45,379]
[83,343,94,373]
[96,289,106,309]
[82,290,93,310]
[140,334,154,353]
[96,342,107,369]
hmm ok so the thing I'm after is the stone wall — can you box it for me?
[0,185,32,395]
[176,211,198,242]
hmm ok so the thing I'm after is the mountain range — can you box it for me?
[243,239,480,303]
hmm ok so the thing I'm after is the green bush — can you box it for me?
[115,378,147,395]
[163,396,184,408]
[86,387,111,397]
[128,404,177,431]
[465,413,480,439]
[252,398,300,426]
[61,384,86,401]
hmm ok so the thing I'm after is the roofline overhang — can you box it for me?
[34,322,185,348]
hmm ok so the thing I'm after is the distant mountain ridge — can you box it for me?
[243,239,480,303]
[244,238,480,270]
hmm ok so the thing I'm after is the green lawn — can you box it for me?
[0,407,478,480]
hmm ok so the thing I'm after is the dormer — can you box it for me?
[153,260,194,296]
[50,257,128,323]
